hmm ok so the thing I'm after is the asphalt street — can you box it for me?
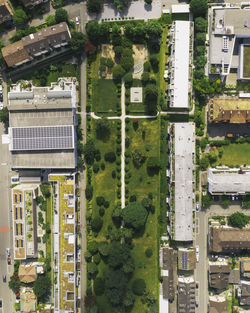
[0,123,15,313]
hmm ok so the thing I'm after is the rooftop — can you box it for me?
[130,87,142,103]
[20,287,37,313]
[173,123,195,241]
[18,265,37,283]
[178,276,195,313]
[209,261,230,290]
[210,226,250,253]
[170,21,191,108]
[208,167,250,194]
[209,295,227,313]
[177,248,196,271]
[209,97,250,123]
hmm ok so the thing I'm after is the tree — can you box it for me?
[88,262,98,277]
[190,0,208,17]
[88,240,98,255]
[141,198,153,212]
[145,20,162,39]
[145,248,153,257]
[111,23,122,46]
[85,184,93,200]
[45,15,56,26]
[145,0,152,4]
[150,55,159,70]
[132,278,146,296]
[0,107,9,124]
[70,32,86,55]
[132,149,146,168]
[141,72,150,84]
[95,119,110,141]
[55,8,68,23]
[13,9,28,26]
[228,212,250,228]
[86,21,100,44]
[98,241,109,257]
[195,17,207,32]
[94,277,105,295]
[87,0,103,13]
[202,194,212,208]
[196,32,206,45]
[108,241,131,269]
[221,199,231,208]
[122,257,135,274]
[99,22,110,43]
[104,152,116,163]
[91,217,103,233]
[34,275,51,301]
[112,204,123,225]
[123,202,148,229]
[200,155,209,170]
[105,270,127,306]
[96,196,105,206]
[114,45,123,59]
[106,58,114,69]
[120,55,134,72]
[113,65,125,80]
[8,272,21,293]
[40,184,51,198]
[123,73,133,86]
[123,289,135,307]
[145,84,158,114]
[83,139,96,165]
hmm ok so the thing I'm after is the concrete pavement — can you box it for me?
[121,80,125,209]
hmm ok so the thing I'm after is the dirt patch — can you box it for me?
[101,44,115,79]
[132,44,148,79]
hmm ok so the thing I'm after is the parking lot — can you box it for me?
[208,123,250,139]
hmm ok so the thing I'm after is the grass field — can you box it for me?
[220,143,250,165]
[92,79,120,116]
[126,118,160,312]
[243,45,250,78]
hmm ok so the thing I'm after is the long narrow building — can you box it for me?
[170,123,195,241]
[168,21,193,109]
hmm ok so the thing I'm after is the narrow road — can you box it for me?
[121,80,125,208]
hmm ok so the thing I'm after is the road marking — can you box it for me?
[0,227,9,233]
[1,163,6,166]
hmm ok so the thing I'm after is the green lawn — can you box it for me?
[126,118,160,312]
[220,143,250,165]
[92,79,120,116]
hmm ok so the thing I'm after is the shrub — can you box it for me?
[132,278,146,296]
[98,241,109,257]
[96,196,105,206]
[228,212,250,228]
[85,185,93,200]
[104,152,116,163]
[40,184,51,198]
[87,262,98,276]
[123,202,148,229]
[145,248,153,258]
[104,201,110,208]
[99,207,105,217]
[93,253,101,264]
[84,251,92,262]
[144,61,151,72]
[93,163,100,173]
[91,217,103,233]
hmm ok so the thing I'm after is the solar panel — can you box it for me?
[182,252,188,269]
[11,126,74,151]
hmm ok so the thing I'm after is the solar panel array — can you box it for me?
[11,126,73,151]
[182,252,188,270]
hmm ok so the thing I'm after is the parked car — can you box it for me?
[2,275,6,283]
[7,257,11,265]
[196,203,199,211]
[6,248,10,257]
[75,17,79,25]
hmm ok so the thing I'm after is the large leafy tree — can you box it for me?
[33,275,51,301]
[190,0,208,17]
[228,212,250,228]
[83,139,97,165]
[55,8,68,23]
[13,9,28,27]
[195,17,207,32]
[86,21,100,44]
[123,202,148,229]
[108,241,130,269]
[70,32,86,55]
[145,20,162,39]
[87,0,103,13]
[105,270,127,306]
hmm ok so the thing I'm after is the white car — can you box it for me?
[75,17,79,25]
[196,246,199,262]
[0,103,3,110]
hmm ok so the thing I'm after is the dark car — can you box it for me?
[2,275,6,283]
[7,257,11,265]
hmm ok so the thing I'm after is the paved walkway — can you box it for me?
[121,80,126,208]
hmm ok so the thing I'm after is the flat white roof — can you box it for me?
[173,21,191,108]
[159,294,169,313]
[172,4,190,13]
[174,123,195,241]
[208,167,250,194]
[130,87,143,103]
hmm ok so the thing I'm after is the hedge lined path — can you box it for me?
[121,80,126,208]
